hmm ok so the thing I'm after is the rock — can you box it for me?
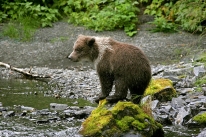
[0,107,6,112]
[154,86,176,102]
[150,100,159,110]
[171,97,186,109]
[174,106,191,125]
[197,128,206,137]
[176,88,194,95]
[156,114,172,125]
[163,66,193,77]
[79,99,164,137]
[2,111,15,117]
[140,95,152,105]
[193,65,206,77]
[64,106,94,119]
[21,106,35,112]
[163,75,180,84]
[145,78,176,102]
[50,103,68,111]
[38,109,51,115]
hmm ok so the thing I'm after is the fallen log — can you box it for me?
[0,62,51,79]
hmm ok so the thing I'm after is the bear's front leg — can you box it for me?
[106,78,128,103]
[95,73,114,103]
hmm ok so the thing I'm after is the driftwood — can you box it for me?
[0,62,51,79]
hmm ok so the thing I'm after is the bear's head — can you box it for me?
[68,35,98,62]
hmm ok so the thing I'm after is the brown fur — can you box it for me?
[68,35,151,103]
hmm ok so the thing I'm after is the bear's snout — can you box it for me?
[68,52,78,62]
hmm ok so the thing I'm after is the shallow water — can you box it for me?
[0,78,92,137]
[0,78,94,109]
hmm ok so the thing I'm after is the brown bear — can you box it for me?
[68,35,151,104]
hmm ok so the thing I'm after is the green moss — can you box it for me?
[79,100,164,137]
[79,99,113,136]
[132,120,146,130]
[116,116,134,131]
[144,78,177,101]
[145,78,174,96]
[193,112,206,125]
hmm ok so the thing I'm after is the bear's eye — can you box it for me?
[75,48,82,53]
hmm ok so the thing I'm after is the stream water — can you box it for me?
[0,78,202,137]
[0,78,94,137]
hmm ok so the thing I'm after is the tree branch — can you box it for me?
[0,62,51,79]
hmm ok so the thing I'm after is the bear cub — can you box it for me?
[68,35,151,104]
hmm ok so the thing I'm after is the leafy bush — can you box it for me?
[173,0,206,32]
[2,1,60,27]
[144,0,206,33]
[144,0,177,32]
[0,11,8,22]
[56,0,139,36]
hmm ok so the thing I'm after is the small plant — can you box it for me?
[3,16,40,41]
[3,22,19,39]
[150,16,177,32]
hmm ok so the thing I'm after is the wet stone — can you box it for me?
[64,106,94,119]
[38,109,51,115]
[150,100,159,110]
[50,103,68,111]
[176,88,194,95]
[171,97,186,108]
[193,65,206,77]
[21,106,35,112]
[197,128,206,137]
[0,107,6,112]
[3,111,15,117]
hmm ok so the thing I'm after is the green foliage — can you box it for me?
[0,11,8,22]
[144,0,177,32]
[2,1,60,27]
[1,0,206,39]
[144,0,206,33]
[3,16,39,41]
[56,0,139,36]
[173,0,206,32]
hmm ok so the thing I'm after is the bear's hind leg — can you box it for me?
[129,86,145,104]
[106,78,128,103]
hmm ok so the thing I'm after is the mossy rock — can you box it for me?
[144,78,177,101]
[193,112,206,126]
[79,99,164,137]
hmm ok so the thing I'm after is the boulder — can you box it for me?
[79,99,164,137]
[145,78,177,102]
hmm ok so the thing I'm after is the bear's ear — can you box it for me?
[87,38,95,47]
